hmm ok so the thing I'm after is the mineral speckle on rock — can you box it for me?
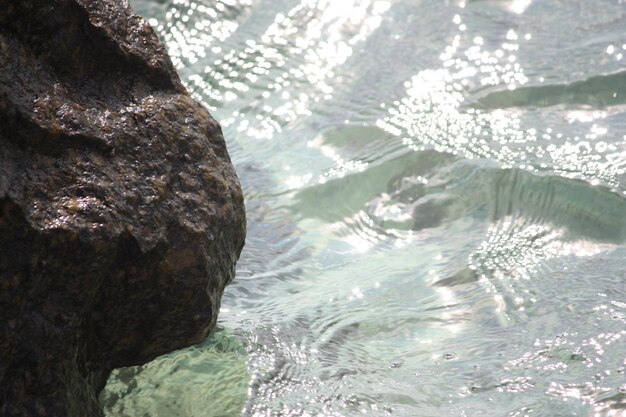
[0,1,246,416]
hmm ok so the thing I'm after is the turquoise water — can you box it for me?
[102,1,626,416]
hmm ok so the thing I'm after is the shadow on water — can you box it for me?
[475,71,626,109]
[292,148,456,226]
[292,125,626,244]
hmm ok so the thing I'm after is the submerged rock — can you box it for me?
[0,1,246,415]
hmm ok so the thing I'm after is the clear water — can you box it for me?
[101,1,626,416]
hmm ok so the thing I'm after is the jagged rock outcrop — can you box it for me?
[0,1,246,415]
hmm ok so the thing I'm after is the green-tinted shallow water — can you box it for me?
[102,1,626,416]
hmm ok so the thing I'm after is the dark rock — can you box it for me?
[0,1,246,415]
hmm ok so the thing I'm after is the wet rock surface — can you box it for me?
[0,1,246,415]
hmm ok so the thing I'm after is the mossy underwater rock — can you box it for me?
[0,0,246,415]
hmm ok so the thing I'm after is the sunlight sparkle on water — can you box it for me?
[183,0,392,137]
[509,0,532,14]
[107,1,626,416]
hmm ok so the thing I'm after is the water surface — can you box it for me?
[103,0,626,416]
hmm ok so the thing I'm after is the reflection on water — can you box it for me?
[105,0,626,416]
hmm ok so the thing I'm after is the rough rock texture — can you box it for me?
[0,1,246,415]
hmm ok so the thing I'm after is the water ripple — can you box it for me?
[106,0,626,416]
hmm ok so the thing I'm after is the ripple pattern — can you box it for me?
[105,1,626,416]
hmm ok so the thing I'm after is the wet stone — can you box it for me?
[0,1,246,416]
